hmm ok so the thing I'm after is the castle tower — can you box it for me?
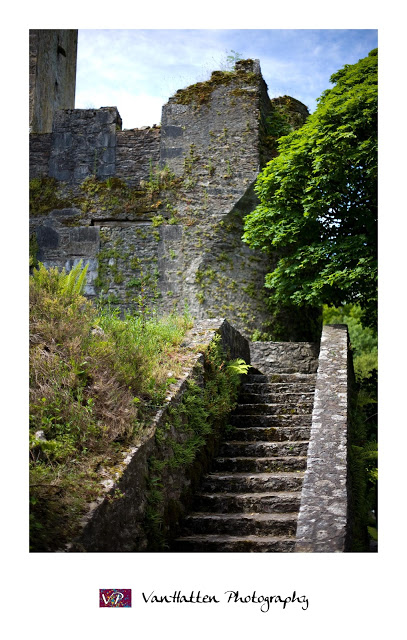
[29,29,78,133]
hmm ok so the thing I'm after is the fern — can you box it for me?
[32,261,88,300]
[61,261,89,297]
[227,358,251,375]
[75,262,89,295]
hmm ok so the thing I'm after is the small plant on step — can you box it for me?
[227,359,251,375]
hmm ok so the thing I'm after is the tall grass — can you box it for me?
[29,262,193,551]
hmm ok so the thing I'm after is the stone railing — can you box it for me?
[295,324,351,552]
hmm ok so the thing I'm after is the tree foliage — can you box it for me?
[243,49,378,328]
[323,304,377,383]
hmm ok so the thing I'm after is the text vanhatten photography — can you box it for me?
[141,590,309,611]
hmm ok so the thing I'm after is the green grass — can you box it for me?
[29,262,193,551]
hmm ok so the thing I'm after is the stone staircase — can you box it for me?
[172,359,317,552]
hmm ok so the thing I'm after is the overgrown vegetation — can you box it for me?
[144,337,249,550]
[172,59,258,107]
[29,167,183,224]
[29,262,194,551]
[79,170,180,217]
[29,176,72,216]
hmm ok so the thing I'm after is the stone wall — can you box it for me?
[29,133,52,179]
[49,107,121,183]
[34,208,100,297]
[29,58,315,340]
[116,126,161,187]
[250,340,320,374]
[29,30,78,134]
[68,318,249,552]
[156,60,276,336]
[295,324,351,552]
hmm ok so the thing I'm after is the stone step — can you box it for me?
[234,403,314,416]
[172,534,296,552]
[219,440,309,457]
[212,455,308,473]
[180,512,298,537]
[242,382,316,394]
[246,373,317,384]
[229,413,312,428]
[195,491,302,513]
[245,374,268,383]
[168,355,318,552]
[201,471,304,493]
[240,391,315,404]
[226,426,310,442]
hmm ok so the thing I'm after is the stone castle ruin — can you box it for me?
[29,31,353,552]
[29,29,314,341]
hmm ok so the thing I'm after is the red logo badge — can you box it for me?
[99,589,132,607]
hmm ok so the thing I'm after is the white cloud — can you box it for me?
[75,29,378,127]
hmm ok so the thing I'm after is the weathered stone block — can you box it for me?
[37,225,59,250]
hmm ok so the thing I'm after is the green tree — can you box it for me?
[323,303,377,384]
[243,49,378,329]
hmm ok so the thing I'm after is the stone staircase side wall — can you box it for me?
[69,318,249,552]
[295,324,351,552]
[250,341,320,374]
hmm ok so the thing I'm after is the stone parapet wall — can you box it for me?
[250,341,320,374]
[49,107,122,184]
[295,324,350,552]
[116,126,161,187]
[68,318,249,552]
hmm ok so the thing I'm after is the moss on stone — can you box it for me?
[29,176,72,216]
[172,64,258,107]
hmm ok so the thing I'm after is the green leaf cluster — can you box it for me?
[323,304,377,382]
[243,49,378,329]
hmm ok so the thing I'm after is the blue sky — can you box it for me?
[75,29,378,129]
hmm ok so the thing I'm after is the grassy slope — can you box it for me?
[29,262,195,551]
